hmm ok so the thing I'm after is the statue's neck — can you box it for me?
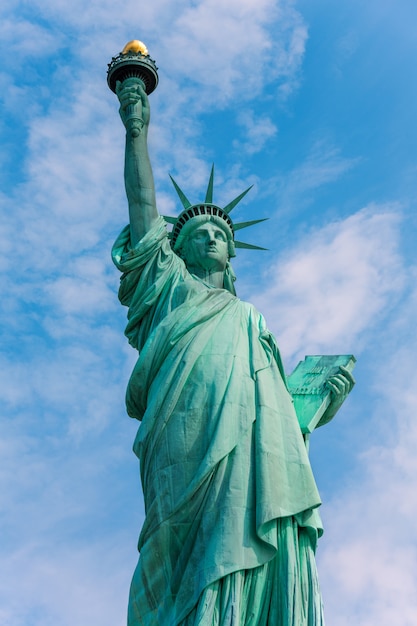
[187,266,224,289]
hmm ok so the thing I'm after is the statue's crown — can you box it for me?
[165,166,268,252]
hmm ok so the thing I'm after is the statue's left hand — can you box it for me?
[324,365,355,418]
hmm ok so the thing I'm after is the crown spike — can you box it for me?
[234,218,269,232]
[169,174,192,209]
[163,215,177,224]
[205,164,215,203]
[223,185,253,214]
[234,240,268,250]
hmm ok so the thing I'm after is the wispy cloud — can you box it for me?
[284,140,359,195]
[165,0,306,100]
[252,205,404,364]
[233,109,278,155]
[263,139,361,221]
[318,292,417,624]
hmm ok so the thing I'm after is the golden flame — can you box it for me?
[122,40,149,56]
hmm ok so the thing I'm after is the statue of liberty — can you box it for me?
[109,43,354,626]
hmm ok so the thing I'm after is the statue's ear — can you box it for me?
[228,239,236,259]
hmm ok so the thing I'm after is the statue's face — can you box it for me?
[182,223,229,272]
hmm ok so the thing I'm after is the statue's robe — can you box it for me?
[112,217,324,626]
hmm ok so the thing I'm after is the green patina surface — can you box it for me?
[110,53,355,626]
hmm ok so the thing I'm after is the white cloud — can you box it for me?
[1,528,137,626]
[264,140,361,219]
[0,352,141,626]
[317,309,417,625]
[233,109,278,154]
[0,16,62,57]
[286,141,359,193]
[252,206,404,363]
[167,0,278,96]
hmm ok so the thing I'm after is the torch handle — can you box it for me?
[125,104,144,137]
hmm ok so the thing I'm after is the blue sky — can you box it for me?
[1,1,417,624]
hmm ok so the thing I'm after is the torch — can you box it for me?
[107,40,159,136]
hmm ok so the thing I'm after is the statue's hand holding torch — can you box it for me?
[107,40,158,138]
[116,77,150,137]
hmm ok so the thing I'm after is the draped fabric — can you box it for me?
[180,518,324,626]
[112,217,324,626]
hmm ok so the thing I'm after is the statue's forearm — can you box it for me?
[124,128,159,247]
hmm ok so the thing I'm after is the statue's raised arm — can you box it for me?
[116,77,158,247]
